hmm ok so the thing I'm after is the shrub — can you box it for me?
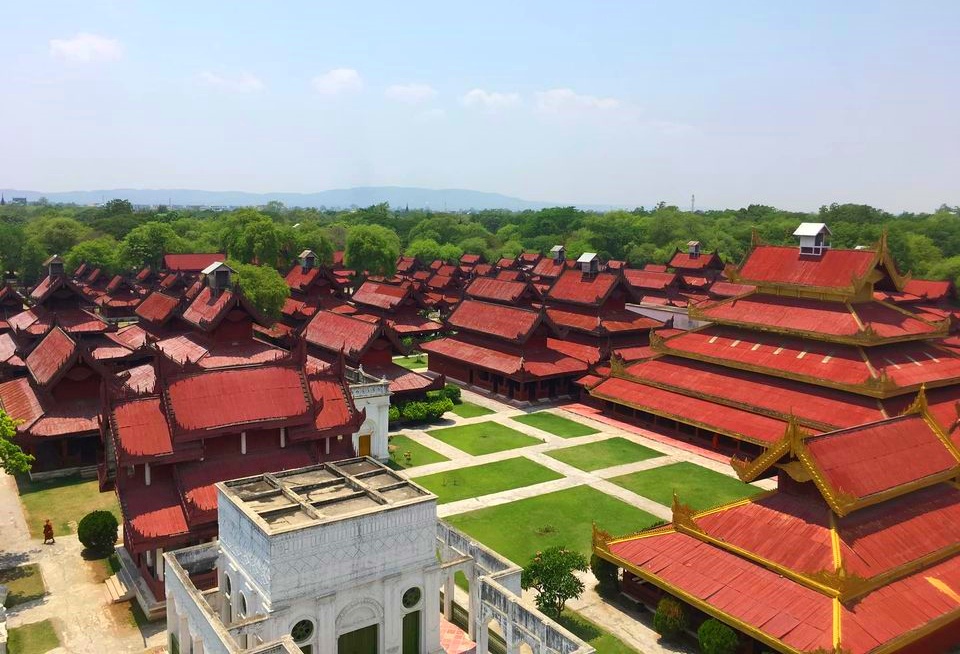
[401,401,429,423]
[388,405,401,424]
[698,619,739,654]
[589,554,619,596]
[78,510,119,553]
[426,397,454,420]
[653,596,687,640]
[440,383,461,402]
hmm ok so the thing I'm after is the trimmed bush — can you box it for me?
[77,510,119,553]
[426,397,454,420]
[698,619,739,654]
[401,401,429,423]
[589,554,619,596]
[388,404,400,424]
[440,383,462,402]
[653,596,687,640]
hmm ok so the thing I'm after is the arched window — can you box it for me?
[238,592,248,618]
[402,587,422,610]
[223,574,232,596]
[292,619,315,653]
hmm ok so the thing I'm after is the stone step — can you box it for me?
[105,572,134,603]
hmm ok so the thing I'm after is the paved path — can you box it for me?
[0,470,165,653]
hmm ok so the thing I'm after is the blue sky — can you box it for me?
[2,1,958,211]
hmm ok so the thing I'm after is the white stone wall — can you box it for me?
[351,389,391,460]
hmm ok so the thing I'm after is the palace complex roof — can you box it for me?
[162,253,226,272]
[351,280,413,311]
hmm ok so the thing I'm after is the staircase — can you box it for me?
[104,567,135,603]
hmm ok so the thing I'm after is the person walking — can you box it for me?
[42,519,55,544]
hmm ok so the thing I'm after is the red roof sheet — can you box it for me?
[364,362,443,395]
[162,253,225,272]
[460,253,482,265]
[0,333,19,365]
[304,310,380,359]
[26,327,76,386]
[545,306,659,334]
[903,278,953,302]
[547,269,619,306]
[0,377,43,428]
[181,286,236,329]
[166,366,310,433]
[385,314,443,335]
[422,336,588,379]
[121,477,190,545]
[591,376,789,444]
[804,414,959,500]
[466,277,531,303]
[447,299,540,341]
[623,269,677,291]
[284,265,321,291]
[352,281,409,311]
[531,258,565,279]
[111,397,174,460]
[738,245,877,289]
[708,281,756,297]
[667,251,723,271]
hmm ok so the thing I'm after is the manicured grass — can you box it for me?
[0,564,46,608]
[7,619,60,654]
[610,461,761,511]
[560,610,640,654]
[387,434,449,470]
[414,457,562,504]
[446,486,660,566]
[546,437,663,472]
[16,474,121,539]
[393,353,428,370]
[449,401,494,419]
[511,412,599,438]
[428,422,541,456]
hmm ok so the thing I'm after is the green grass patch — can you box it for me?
[546,437,663,472]
[560,610,640,654]
[0,564,45,608]
[611,461,761,511]
[414,457,562,504]
[449,401,494,419]
[387,434,449,470]
[511,412,598,438]
[393,353,428,370]
[7,619,60,654]
[446,486,660,565]
[16,474,121,539]
[427,422,541,456]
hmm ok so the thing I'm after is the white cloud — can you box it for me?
[385,83,438,104]
[535,88,620,113]
[197,71,264,93]
[460,89,521,109]
[418,108,447,122]
[311,68,363,95]
[49,33,123,63]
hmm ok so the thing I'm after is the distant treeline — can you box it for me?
[3,199,960,287]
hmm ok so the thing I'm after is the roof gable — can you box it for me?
[351,280,411,311]
[304,310,383,359]
[547,269,620,306]
[26,327,77,386]
[447,299,544,342]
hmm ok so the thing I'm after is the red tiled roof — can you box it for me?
[26,327,76,386]
[0,377,43,429]
[30,402,99,438]
[680,275,709,288]
[135,291,180,324]
[613,345,657,362]
[165,366,311,433]
[497,257,516,268]
[902,278,953,302]
[531,258,565,279]
[545,337,601,364]
[427,274,455,290]
[447,299,540,341]
[804,414,959,501]
[591,376,789,444]
[496,270,524,281]
[708,281,756,297]
[352,281,409,311]
[623,269,677,291]
[111,397,174,460]
[466,277,531,303]
[181,286,235,329]
[545,306,659,334]
[386,314,443,335]
[738,245,877,289]
[644,263,668,272]
[118,363,157,395]
[304,310,380,359]
[668,251,723,271]
[0,333,20,365]
[519,252,541,263]
[460,253,481,265]
[422,336,588,379]
[156,333,284,368]
[162,253,225,272]
[363,362,443,395]
[121,478,190,545]
[547,269,619,306]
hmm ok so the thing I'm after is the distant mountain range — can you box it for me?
[0,186,621,212]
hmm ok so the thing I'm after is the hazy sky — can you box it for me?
[2,1,958,211]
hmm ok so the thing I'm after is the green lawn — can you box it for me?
[427,422,541,456]
[449,401,494,419]
[16,475,121,539]
[393,354,428,370]
[546,437,663,472]
[0,564,46,608]
[445,486,660,565]
[387,434,449,470]
[7,619,60,654]
[560,610,640,654]
[610,461,761,511]
[414,457,563,504]
[511,412,599,438]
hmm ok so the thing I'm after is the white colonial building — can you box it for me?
[164,459,594,654]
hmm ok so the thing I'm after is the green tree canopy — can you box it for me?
[232,262,290,320]
[345,225,401,277]
[66,236,121,275]
[520,546,587,618]
[0,408,32,474]
[120,222,184,270]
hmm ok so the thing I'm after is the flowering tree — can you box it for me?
[521,546,588,618]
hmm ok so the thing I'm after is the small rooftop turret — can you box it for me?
[43,254,65,277]
[793,223,831,256]
[550,245,566,262]
[577,252,599,274]
[688,240,701,258]
[201,261,234,295]
[299,249,317,271]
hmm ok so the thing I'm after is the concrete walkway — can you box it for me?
[0,470,165,653]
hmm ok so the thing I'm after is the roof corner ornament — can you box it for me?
[591,522,612,553]
[904,384,928,415]
[671,491,701,534]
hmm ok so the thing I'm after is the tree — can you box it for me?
[698,619,739,654]
[77,510,119,553]
[0,409,32,474]
[406,238,445,262]
[29,216,90,255]
[120,222,183,270]
[520,546,587,618]
[235,218,281,266]
[19,238,49,285]
[233,262,290,319]
[589,554,618,596]
[345,225,400,277]
[653,596,687,639]
[66,236,120,275]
